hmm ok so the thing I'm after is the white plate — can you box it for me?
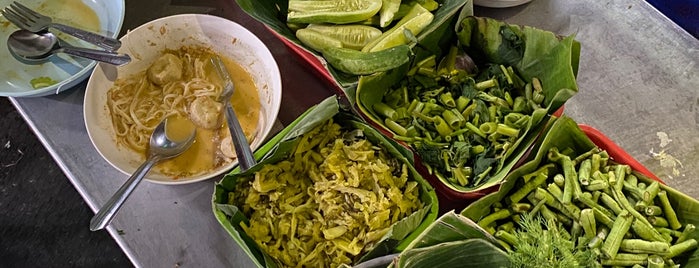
[0,0,124,97]
[84,14,282,185]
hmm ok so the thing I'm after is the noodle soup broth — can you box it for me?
[84,14,281,184]
[107,46,261,179]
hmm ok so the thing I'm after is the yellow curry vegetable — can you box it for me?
[231,119,423,267]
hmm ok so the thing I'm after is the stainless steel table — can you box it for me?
[9,0,698,267]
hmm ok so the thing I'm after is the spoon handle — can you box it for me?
[224,104,256,171]
[51,23,121,51]
[59,46,131,66]
[90,156,160,231]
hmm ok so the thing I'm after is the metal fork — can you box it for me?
[210,56,257,171]
[1,1,121,51]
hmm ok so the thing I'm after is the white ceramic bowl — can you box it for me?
[0,0,124,97]
[83,14,282,185]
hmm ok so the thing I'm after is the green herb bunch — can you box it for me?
[507,214,598,268]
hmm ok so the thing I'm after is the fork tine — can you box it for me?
[11,1,41,20]
[2,8,31,29]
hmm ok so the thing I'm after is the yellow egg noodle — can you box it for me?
[232,119,423,267]
[107,47,222,152]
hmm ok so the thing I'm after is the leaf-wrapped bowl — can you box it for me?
[460,115,699,266]
[355,16,580,211]
[233,0,471,96]
[212,97,439,267]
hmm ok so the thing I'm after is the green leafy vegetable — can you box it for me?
[356,16,580,195]
[367,50,546,190]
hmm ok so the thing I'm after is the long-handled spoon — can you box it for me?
[7,29,131,66]
[89,116,195,231]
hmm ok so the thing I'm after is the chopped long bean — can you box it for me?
[580,208,596,240]
[601,210,634,260]
[476,145,697,267]
[619,239,670,255]
[666,239,698,259]
[676,224,696,244]
[658,191,682,230]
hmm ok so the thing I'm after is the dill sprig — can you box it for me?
[507,214,599,268]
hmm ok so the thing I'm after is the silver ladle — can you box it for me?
[89,116,196,231]
[7,29,131,66]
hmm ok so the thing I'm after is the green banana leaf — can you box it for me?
[355,16,579,195]
[391,211,510,267]
[233,0,471,96]
[212,97,439,267]
[461,115,699,266]
[457,17,580,113]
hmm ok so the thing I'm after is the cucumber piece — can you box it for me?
[393,0,439,21]
[286,22,308,32]
[288,0,382,24]
[296,28,344,52]
[306,24,382,50]
[323,44,411,75]
[362,4,434,52]
[417,0,440,11]
[379,0,401,28]
[356,15,382,27]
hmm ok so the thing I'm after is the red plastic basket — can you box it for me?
[267,26,345,95]
[432,123,664,214]
[578,124,662,183]
[266,26,664,214]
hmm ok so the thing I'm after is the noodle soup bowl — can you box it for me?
[84,14,282,185]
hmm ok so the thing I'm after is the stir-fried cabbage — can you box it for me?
[231,119,423,267]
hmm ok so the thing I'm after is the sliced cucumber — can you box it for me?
[393,0,439,21]
[288,0,382,24]
[323,44,411,75]
[296,28,344,52]
[379,0,401,28]
[362,4,434,52]
[306,24,382,50]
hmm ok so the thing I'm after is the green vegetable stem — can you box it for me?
[372,45,549,189]
[463,142,698,267]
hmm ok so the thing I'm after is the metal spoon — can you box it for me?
[7,29,131,66]
[89,116,196,231]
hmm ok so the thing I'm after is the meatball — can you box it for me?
[219,133,237,159]
[188,96,222,129]
[147,53,183,86]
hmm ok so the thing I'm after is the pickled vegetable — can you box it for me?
[231,119,423,267]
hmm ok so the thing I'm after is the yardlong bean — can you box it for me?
[474,146,697,267]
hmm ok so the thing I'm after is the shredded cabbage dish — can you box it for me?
[230,119,423,267]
